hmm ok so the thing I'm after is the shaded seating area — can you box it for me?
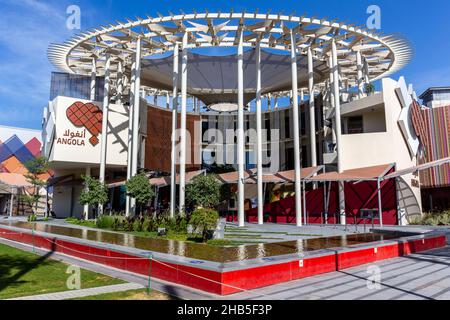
[222,164,400,226]
[0,172,33,216]
[307,164,397,226]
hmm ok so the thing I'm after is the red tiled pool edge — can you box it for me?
[0,226,445,296]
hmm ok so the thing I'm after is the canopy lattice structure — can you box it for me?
[48,12,412,96]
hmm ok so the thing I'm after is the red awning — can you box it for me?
[216,166,324,184]
[383,157,450,180]
[108,170,206,188]
[308,164,395,182]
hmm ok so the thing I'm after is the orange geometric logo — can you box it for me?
[66,102,103,146]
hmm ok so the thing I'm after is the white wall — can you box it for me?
[340,77,422,223]
[46,96,129,167]
[363,109,386,133]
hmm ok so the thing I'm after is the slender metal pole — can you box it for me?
[116,60,123,105]
[377,179,384,227]
[237,30,245,227]
[290,30,303,227]
[9,188,14,217]
[170,43,180,218]
[179,33,188,216]
[308,48,317,171]
[98,54,111,216]
[396,177,403,226]
[90,58,96,101]
[84,166,91,220]
[126,62,136,217]
[363,58,370,86]
[323,181,328,224]
[131,37,142,216]
[45,185,49,218]
[329,56,336,148]
[332,40,345,225]
[303,182,307,225]
[255,41,264,225]
[356,50,364,98]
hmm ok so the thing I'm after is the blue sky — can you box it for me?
[0,0,449,130]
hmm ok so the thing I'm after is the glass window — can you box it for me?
[347,116,364,134]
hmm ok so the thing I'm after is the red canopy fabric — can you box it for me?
[308,164,395,182]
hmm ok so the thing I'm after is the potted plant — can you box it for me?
[365,83,376,96]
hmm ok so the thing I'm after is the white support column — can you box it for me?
[116,60,124,105]
[274,96,279,109]
[267,94,271,111]
[9,188,14,217]
[84,166,91,220]
[179,33,188,216]
[356,50,364,98]
[255,41,264,225]
[90,58,97,101]
[237,30,245,227]
[98,54,111,215]
[363,58,370,85]
[45,186,49,218]
[131,37,142,216]
[307,47,317,169]
[377,179,384,227]
[332,40,346,225]
[126,62,136,217]
[290,30,303,227]
[166,92,170,109]
[329,56,337,148]
[170,43,180,218]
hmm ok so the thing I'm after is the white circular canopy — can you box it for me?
[48,12,412,95]
[141,49,328,105]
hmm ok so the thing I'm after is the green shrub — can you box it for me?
[133,219,142,232]
[79,176,108,214]
[186,174,221,209]
[142,217,153,232]
[96,215,116,229]
[189,208,219,242]
[27,214,37,222]
[111,216,125,231]
[410,211,450,226]
[125,173,155,216]
[175,216,188,233]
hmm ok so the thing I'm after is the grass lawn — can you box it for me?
[0,243,125,299]
[71,289,175,300]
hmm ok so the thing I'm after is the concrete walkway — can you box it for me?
[225,242,450,300]
[7,283,144,300]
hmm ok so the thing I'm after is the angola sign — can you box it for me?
[65,101,103,146]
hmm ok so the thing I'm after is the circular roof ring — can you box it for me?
[208,103,239,113]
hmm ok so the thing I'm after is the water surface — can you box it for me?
[1,221,407,263]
